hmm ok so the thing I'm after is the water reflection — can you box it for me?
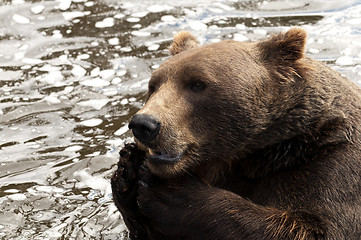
[0,0,360,239]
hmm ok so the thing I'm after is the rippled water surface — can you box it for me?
[0,0,361,239]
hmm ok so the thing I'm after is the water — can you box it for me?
[0,0,360,239]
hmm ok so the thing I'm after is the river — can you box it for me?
[0,0,360,239]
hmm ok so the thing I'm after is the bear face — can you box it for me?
[129,29,314,178]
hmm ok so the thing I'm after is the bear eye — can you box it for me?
[189,80,206,92]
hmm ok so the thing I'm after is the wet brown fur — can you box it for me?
[111,28,361,239]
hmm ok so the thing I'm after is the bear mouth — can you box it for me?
[147,148,183,164]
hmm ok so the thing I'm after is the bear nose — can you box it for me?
[128,114,160,146]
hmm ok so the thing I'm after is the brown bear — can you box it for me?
[111,28,361,240]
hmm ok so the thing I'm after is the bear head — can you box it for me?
[129,28,310,179]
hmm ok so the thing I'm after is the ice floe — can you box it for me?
[8,193,27,201]
[147,5,173,13]
[77,99,109,110]
[12,14,30,24]
[31,5,45,14]
[57,0,72,11]
[80,78,110,87]
[95,17,115,28]
[64,145,83,152]
[79,118,103,127]
[108,38,119,45]
[114,124,129,136]
[336,56,353,66]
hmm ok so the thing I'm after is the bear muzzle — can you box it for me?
[129,113,189,172]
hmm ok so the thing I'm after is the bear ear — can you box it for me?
[168,31,199,55]
[258,28,307,64]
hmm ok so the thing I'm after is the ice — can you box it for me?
[84,1,94,7]
[114,124,129,136]
[77,54,90,60]
[131,31,151,37]
[127,17,140,23]
[114,13,125,19]
[1,70,22,80]
[346,18,361,25]
[106,138,124,148]
[72,65,87,77]
[86,151,100,157]
[111,77,122,85]
[102,87,118,96]
[4,189,20,193]
[213,2,234,11]
[132,24,141,29]
[12,14,31,24]
[120,46,132,52]
[63,86,74,94]
[336,56,353,66]
[148,44,160,51]
[91,67,100,76]
[62,11,85,21]
[19,44,29,52]
[31,5,45,14]
[108,38,119,45]
[73,169,112,196]
[91,41,99,46]
[12,0,25,4]
[8,193,27,201]
[116,70,126,76]
[132,12,148,18]
[120,99,129,105]
[21,58,43,64]
[189,20,207,31]
[236,24,246,30]
[95,17,115,28]
[233,33,248,42]
[64,145,83,152]
[80,78,110,87]
[21,65,32,70]
[209,7,224,13]
[99,69,115,79]
[308,48,320,54]
[36,186,64,193]
[39,71,64,85]
[44,95,61,104]
[77,99,109,110]
[44,223,65,238]
[52,30,63,39]
[253,29,267,35]
[57,0,72,11]
[79,118,103,127]
[161,15,176,22]
[38,65,61,72]
[147,5,173,13]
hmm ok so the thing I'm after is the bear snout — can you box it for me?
[128,114,161,146]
